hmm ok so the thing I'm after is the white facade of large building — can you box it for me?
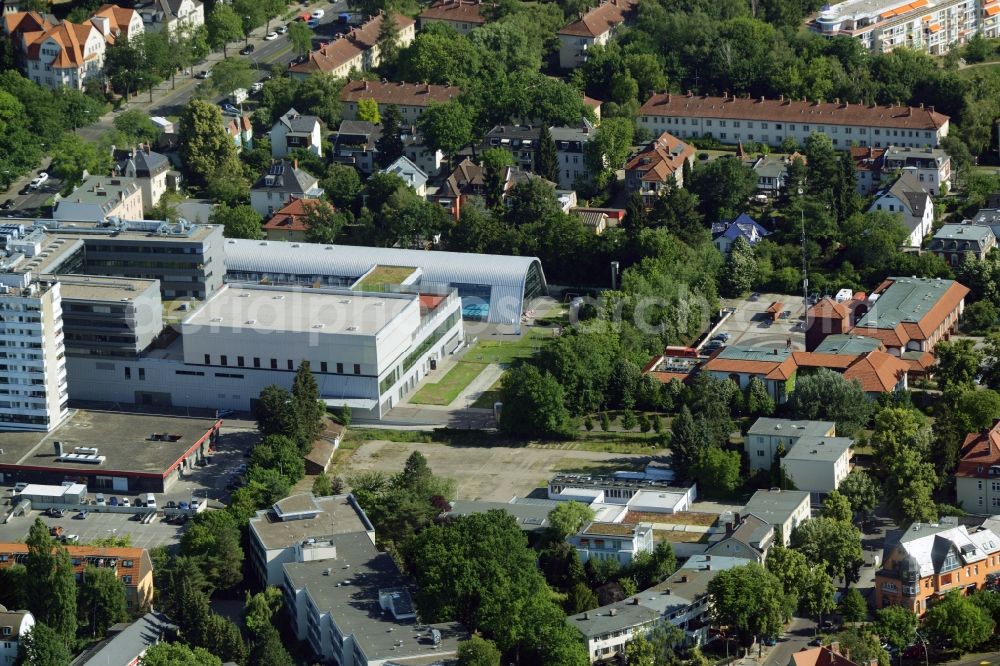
[745,418,837,474]
[781,436,854,495]
[810,0,983,55]
[65,283,463,420]
[0,273,68,431]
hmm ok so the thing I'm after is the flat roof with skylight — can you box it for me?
[183,284,415,336]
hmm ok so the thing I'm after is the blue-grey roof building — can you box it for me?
[223,238,547,324]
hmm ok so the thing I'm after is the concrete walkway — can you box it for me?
[447,363,503,409]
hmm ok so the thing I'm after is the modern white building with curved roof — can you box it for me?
[223,238,548,325]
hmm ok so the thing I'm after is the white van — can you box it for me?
[95,493,106,506]
[143,493,156,508]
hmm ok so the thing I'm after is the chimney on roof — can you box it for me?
[830,642,840,655]
[293,158,298,170]
[928,105,934,113]
[835,97,839,104]
[759,96,764,102]
[666,93,671,103]
[632,597,640,605]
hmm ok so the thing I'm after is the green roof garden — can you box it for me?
[351,265,418,292]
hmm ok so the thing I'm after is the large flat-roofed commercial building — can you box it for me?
[57,275,162,357]
[0,409,220,492]
[223,238,547,325]
[638,92,949,149]
[5,219,225,300]
[66,283,463,419]
[809,0,981,54]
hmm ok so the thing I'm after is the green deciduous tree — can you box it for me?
[140,642,222,666]
[250,434,306,484]
[357,98,381,124]
[707,563,790,644]
[418,101,473,159]
[924,590,995,654]
[498,364,575,439]
[209,203,263,239]
[821,491,853,523]
[288,20,313,57]
[481,148,514,209]
[405,511,588,664]
[79,565,128,637]
[875,606,917,655]
[839,470,880,518]
[457,635,502,666]
[885,446,938,524]
[835,628,890,666]
[691,447,742,498]
[113,109,161,146]
[791,517,864,585]
[584,117,633,189]
[934,338,982,395]
[50,133,111,192]
[623,634,657,666]
[548,501,595,540]
[801,568,837,627]
[178,99,242,186]
[786,369,872,437]
[746,376,775,417]
[207,4,244,57]
[209,57,255,98]
[179,510,244,590]
[688,156,756,221]
[243,587,284,643]
[17,623,73,666]
[766,544,810,604]
[839,588,869,623]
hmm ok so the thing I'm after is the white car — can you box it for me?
[62,534,79,544]
[191,498,203,510]
[265,31,278,40]
[29,172,48,189]
[276,25,288,34]
[311,9,325,18]
[120,497,130,507]
[251,81,264,92]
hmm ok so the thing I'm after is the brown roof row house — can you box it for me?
[288,12,415,80]
[624,130,695,206]
[638,92,950,150]
[339,79,462,123]
[790,643,876,666]
[0,544,154,611]
[558,0,638,69]
[417,0,493,34]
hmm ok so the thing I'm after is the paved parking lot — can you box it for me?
[0,421,261,548]
[716,292,809,351]
[0,506,184,550]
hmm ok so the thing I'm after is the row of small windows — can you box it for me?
[201,354,361,375]
[645,115,935,139]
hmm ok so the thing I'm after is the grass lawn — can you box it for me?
[408,361,487,405]
[353,265,417,291]
[409,329,552,406]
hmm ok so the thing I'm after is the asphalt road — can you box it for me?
[3,0,348,207]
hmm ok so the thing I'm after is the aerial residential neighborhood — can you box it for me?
[3,0,1000,664]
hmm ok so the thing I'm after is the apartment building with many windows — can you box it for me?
[809,0,981,54]
[955,420,1000,513]
[639,93,949,150]
[875,518,1000,615]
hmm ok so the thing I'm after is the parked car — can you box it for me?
[1,199,14,210]
[120,497,130,507]
[239,44,255,55]
[762,636,777,646]
[779,310,791,319]
[711,332,730,342]
[46,508,63,518]
[62,534,79,544]
[221,103,239,115]
[75,510,88,519]
[166,500,177,509]
[311,8,325,18]
[17,185,30,196]
[307,18,320,28]
[109,496,118,506]
[251,81,264,93]
[13,482,28,493]
[49,525,64,537]
[191,498,203,510]
[195,70,210,79]
[749,291,761,301]
[178,501,190,510]
[265,31,278,40]
[276,25,288,34]
[29,172,48,189]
